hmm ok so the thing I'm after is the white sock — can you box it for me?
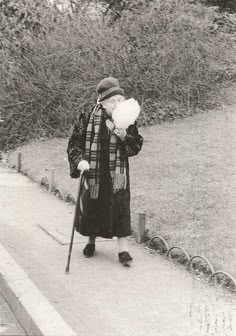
[117,237,129,253]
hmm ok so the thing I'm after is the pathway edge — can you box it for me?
[0,243,77,336]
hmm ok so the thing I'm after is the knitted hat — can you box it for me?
[96,77,124,102]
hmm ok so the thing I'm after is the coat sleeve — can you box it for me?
[120,123,143,157]
[67,112,89,178]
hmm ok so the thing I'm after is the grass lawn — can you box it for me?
[6,96,236,279]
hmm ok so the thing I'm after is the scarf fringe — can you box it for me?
[113,173,127,193]
[90,174,126,198]
[89,185,100,199]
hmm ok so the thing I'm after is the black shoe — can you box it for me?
[83,243,95,258]
[118,251,133,267]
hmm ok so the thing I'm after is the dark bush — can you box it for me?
[197,0,236,13]
[0,0,235,150]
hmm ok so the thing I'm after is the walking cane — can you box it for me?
[65,171,88,273]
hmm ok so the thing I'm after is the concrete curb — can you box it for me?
[0,243,77,336]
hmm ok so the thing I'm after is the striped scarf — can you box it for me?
[85,105,127,199]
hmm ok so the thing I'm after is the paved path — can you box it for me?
[0,166,235,336]
[0,292,25,336]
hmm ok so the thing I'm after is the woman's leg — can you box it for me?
[117,237,129,253]
[88,236,96,244]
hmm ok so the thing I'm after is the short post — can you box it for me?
[137,213,146,244]
[16,152,22,173]
[49,167,56,193]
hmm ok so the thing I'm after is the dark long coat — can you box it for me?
[67,106,143,238]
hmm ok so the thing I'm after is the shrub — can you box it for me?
[196,0,236,13]
[0,0,235,150]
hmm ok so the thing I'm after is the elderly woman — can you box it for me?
[67,77,143,267]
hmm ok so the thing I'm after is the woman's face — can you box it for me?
[101,95,125,116]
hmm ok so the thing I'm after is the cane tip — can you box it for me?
[65,268,70,274]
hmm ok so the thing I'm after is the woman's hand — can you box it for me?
[114,128,127,141]
[77,160,90,172]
